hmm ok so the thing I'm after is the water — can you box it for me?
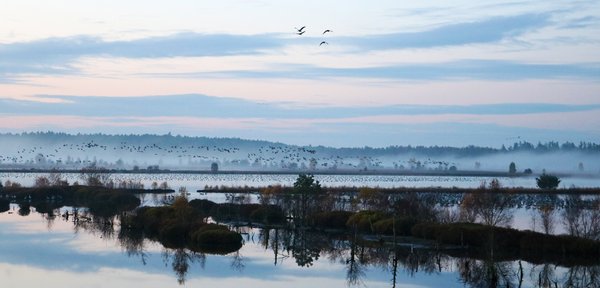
[1,205,598,288]
[1,173,599,287]
[2,172,600,191]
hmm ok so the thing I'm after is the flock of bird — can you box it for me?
[0,138,462,172]
[0,139,414,172]
[294,26,332,46]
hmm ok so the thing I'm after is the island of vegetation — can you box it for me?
[1,171,599,273]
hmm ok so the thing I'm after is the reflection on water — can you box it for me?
[1,205,599,288]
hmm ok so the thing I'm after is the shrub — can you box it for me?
[189,199,216,213]
[196,223,229,234]
[346,211,390,233]
[191,229,243,250]
[509,162,517,174]
[0,199,9,213]
[536,173,561,189]
[250,206,286,224]
[309,211,354,229]
[188,230,243,254]
[18,203,31,216]
[158,220,188,248]
[372,217,418,236]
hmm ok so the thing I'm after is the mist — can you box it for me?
[0,132,599,176]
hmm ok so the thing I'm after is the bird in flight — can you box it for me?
[322,29,332,34]
[296,30,306,35]
[295,26,306,33]
[319,41,328,46]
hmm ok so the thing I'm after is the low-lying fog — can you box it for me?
[0,133,598,175]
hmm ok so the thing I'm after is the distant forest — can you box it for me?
[1,132,600,173]
[1,132,599,157]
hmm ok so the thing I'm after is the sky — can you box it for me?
[0,0,599,147]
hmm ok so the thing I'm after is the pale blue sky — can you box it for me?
[0,1,599,147]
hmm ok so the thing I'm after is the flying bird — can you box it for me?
[296,30,306,35]
[295,26,306,32]
[322,29,332,34]
[319,41,328,46]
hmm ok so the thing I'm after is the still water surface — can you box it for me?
[1,173,599,287]
[1,204,598,288]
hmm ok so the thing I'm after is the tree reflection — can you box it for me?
[18,203,31,216]
[562,195,600,240]
[230,250,245,272]
[72,212,116,240]
[290,228,322,267]
[161,248,207,285]
[530,263,558,288]
[458,258,517,288]
[17,201,600,287]
[562,266,600,288]
[346,230,366,287]
[118,224,148,265]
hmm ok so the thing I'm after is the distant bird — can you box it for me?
[295,26,306,33]
[319,41,328,46]
[322,29,332,34]
[296,30,306,35]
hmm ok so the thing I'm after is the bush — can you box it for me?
[372,217,418,236]
[250,206,286,224]
[158,220,188,248]
[309,211,354,229]
[189,199,217,213]
[0,199,10,213]
[346,211,390,233]
[196,223,229,233]
[536,173,561,189]
[191,229,243,250]
[509,162,517,174]
[211,203,263,221]
[18,203,31,216]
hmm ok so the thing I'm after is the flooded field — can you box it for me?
[2,172,600,191]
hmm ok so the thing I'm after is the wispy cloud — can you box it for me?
[2,94,600,119]
[0,33,282,61]
[0,33,283,77]
[560,16,600,29]
[160,60,600,81]
[0,13,553,78]
[338,14,549,51]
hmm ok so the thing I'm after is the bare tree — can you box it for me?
[356,187,389,211]
[80,165,111,187]
[562,195,600,240]
[462,180,514,227]
[34,176,51,188]
[539,205,556,235]
[459,193,478,222]
[49,170,68,186]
